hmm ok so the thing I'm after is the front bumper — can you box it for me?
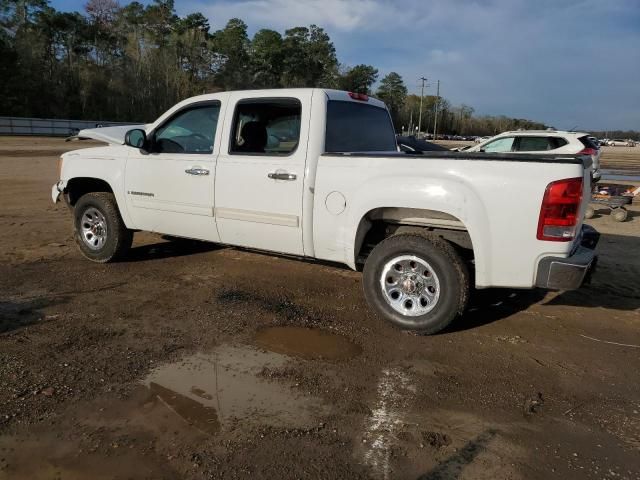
[51,181,63,203]
[535,225,599,290]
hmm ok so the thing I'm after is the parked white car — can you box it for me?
[462,130,601,181]
[52,89,598,334]
[607,139,634,147]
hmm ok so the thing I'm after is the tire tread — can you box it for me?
[74,192,132,263]
[362,231,469,334]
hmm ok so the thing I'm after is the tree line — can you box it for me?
[0,0,597,137]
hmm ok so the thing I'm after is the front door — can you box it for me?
[214,92,311,255]
[125,101,223,241]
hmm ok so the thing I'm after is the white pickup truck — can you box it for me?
[52,89,599,334]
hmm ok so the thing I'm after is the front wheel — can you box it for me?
[584,205,595,219]
[363,232,469,334]
[74,192,133,263]
[611,207,628,222]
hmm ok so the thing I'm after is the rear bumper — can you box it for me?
[535,225,599,290]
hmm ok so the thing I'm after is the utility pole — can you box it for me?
[418,76,427,137]
[433,79,440,140]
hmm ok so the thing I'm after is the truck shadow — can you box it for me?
[445,288,547,333]
[544,231,640,311]
[124,238,222,262]
[416,429,498,480]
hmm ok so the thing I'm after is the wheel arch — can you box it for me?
[64,177,132,228]
[65,177,114,205]
[352,206,482,284]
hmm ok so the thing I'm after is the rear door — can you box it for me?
[214,91,312,255]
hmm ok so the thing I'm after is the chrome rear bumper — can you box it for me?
[535,225,599,290]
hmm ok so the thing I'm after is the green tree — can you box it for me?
[144,0,177,46]
[281,25,337,87]
[338,64,378,94]
[376,72,407,130]
[0,0,47,27]
[212,18,250,89]
[250,28,283,88]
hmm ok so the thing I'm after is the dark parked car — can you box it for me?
[396,135,449,153]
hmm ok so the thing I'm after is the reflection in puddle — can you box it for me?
[143,344,327,433]
[149,382,220,435]
[254,326,362,361]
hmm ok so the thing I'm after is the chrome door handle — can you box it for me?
[185,168,209,176]
[268,172,297,181]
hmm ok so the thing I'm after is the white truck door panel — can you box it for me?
[125,101,223,241]
[214,92,311,255]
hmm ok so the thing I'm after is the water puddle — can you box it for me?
[1,343,335,479]
[143,344,327,433]
[254,326,362,361]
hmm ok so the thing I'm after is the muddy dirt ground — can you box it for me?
[1,136,639,479]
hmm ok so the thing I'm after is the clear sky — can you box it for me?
[50,0,640,130]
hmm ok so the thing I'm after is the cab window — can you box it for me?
[153,103,220,154]
[482,137,514,153]
[229,99,301,155]
[517,136,555,151]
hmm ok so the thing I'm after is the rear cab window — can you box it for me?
[325,100,397,152]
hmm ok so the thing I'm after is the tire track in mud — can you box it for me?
[360,367,416,479]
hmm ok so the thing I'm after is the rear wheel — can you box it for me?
[363,232,469,334]
[74,192,133,262]
[611,207,628,222]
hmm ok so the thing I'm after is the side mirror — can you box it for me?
[125,129,147,150]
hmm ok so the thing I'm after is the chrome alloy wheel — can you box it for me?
[380,255,441,316]
[80,207,108,250]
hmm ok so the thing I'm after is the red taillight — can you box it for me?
[537,177,583,242]
[348,92,369,101]
[578,147,597,156]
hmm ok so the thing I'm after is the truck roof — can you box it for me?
[501,129,589,137]
[179,88,388,110]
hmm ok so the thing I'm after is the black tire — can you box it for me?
[611,207,628,222]
[363,232,469,334]
[73,192,133,263]
[584,205,595,219]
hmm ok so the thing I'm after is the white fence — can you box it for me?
[0,116,136,137]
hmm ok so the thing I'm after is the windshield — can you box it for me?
[325,100,397,152]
